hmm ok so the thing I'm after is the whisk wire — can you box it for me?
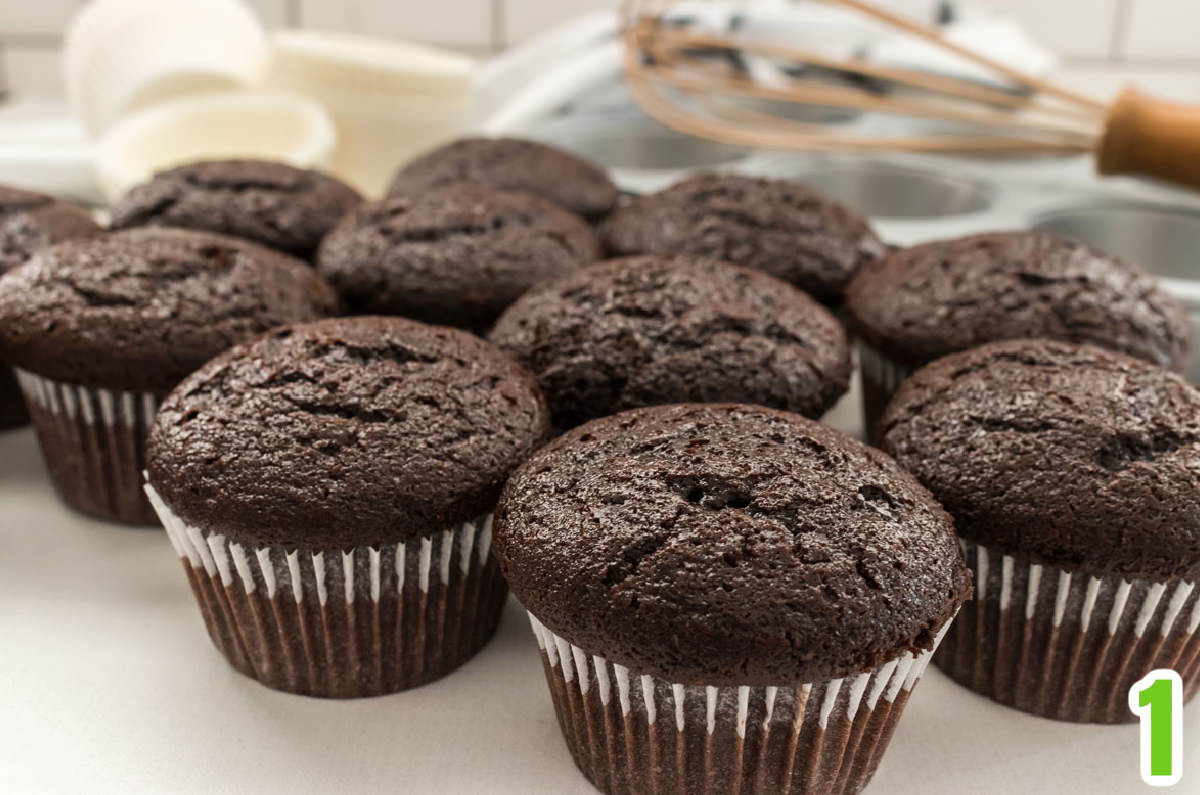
[640,60,1099,140]
[827,0,1106,113]
[644,26,1100,123]
[620,0,1105,156]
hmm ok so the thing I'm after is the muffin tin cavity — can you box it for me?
[783,161,992,219]
[1033,201,1200,284]
[534,114,748,193]
[545,115,746,171]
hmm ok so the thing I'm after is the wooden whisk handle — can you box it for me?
[1098,87,1200,191]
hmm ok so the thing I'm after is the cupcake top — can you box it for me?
[316,183,601,330]
[494,403,971,684]
[387,137,618,220]
[603,173,886,303]
[845,230,1190,370]
[148,316,550,548]
[879,339,1200,581]
[109,159,362,259]
[0,185,99,273]
[489,255,851,430]
[0,228,339,393]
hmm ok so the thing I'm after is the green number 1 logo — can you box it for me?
[1129,669,1184,787]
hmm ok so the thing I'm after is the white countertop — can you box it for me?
[1,401,1196,794]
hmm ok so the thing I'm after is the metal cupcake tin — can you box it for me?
[535,113,1200,383]
[1032,200,1200,287]
[531,111,751,194]
[760,159,993,220]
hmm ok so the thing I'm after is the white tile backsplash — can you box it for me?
[243,0,293,28]
[1058,64,1200,103]
[983,0,1118,59]
[1,45,64,98]
[0,0,82,37]
[503,0,616,45]
[0,0,1197,99]
[1121,0,1200,60]
[297,0,493,47]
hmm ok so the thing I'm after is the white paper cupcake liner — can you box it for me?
[936,539,1200,723]
[526,612,951,795]
[147,485,507,697]
[857,342,911,440]
[16,368,160,524]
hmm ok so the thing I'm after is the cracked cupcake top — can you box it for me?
[387,137,619,220]
[316,183,601,330]
[494,403,970,684]
[110,159,363,259]
[0,228,339,392]
[845,230,1191,370]
[147,316,551,548]
[879,339,1200,581]
[602,173,885,303]
[489,255,851,430]
[0,185,99,273]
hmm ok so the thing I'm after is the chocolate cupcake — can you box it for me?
[489,255,851,431]
[495,403,970,795]
[603,173,886,304]
[879,339,1200,723]
[0,228,339,524]
[846,230,1190,437]
[110,159,362,259]
[317,183,601,331]
[0,186,101,429]
[387,137,618,220]
[145,316,550,697]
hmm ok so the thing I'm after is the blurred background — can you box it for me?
[0,0,1198,103]
[3,0,1199,282]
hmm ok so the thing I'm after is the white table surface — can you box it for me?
[1,383,1197,795]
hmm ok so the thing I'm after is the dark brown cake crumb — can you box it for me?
[0,228,340,392]
[317,183,601,330]
[387,137,618,220]
[880,338,1200,581]
[148,316,551,548]
[603,173,885,303]
[0,185,100,274]
[846,230,1190,370]
[110,159,362,259]
[490,255,851,430]
[495,402,970,684]
[0,185,101,427]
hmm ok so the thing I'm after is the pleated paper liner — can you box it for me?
[147,485,507,697]
[936,539,1200,723]
[16,368,160,524]
[857,342,911,442]
[527,612,952,795]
